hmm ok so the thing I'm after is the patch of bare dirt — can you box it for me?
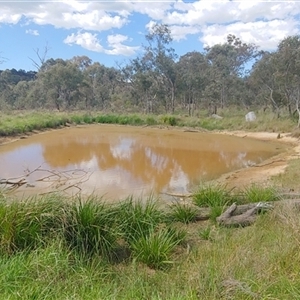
[215,131,300,189]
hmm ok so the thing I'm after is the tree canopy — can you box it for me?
[1,25,300,126]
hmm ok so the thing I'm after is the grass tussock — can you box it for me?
[168,202,198,224]
[241,184,281,203]
[0,188,300,298]
[193,183,233,221]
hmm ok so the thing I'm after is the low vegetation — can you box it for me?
[0,108,298,139]
[1,182,300,299]
[0,108,300,298]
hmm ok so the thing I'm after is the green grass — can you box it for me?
[116,197,164,244]
[0,195,64,254]
[0,108,298,138]
[63,197,119,260]
[193,183,232,208]
[241,184,281,203]
[272,158,300,192]
[192,183,234,221]
[168,202,198,224]
[130,226,185,269]
[0,190,300,298]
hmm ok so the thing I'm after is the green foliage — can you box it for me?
[63,198,118,260]
[116,197,164,244]
[0,196,63,254]
[199,226,213,241]
[70,115,83,124]
[95,114,119,124]
[146,116,158,125]
[193,183,234,221]
[130,227,184,269]
[82,114,94,124]
[168,203,198,224]
[242,184,281,203]
[193,183,231,208]
[0,189,300,298]
[162,115,178,126]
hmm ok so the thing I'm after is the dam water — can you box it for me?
[0,125,286,200]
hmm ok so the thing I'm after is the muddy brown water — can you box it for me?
[0,125,287,201]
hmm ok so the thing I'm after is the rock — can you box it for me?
[245,111,256,122]
[211,114,223,119]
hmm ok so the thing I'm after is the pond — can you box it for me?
[0,125,286,200]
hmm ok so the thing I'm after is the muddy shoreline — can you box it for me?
[213,131,300,188]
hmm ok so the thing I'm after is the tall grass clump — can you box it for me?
[63,197,119,260]
[168,202,198,224]
[193,183,233,221]
[146,116,158,125]
[116,197,164,244]
[242,184,281,203]
[0,196,64,254]
[130,227,184,269]
[193,183,232,208]
[161,115,179,126]
[95,114,119,124]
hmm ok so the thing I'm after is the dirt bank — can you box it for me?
[214,131,300,189]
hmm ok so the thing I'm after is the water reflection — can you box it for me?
[0,125,285,199]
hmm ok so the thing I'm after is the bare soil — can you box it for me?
[214,131,300,189]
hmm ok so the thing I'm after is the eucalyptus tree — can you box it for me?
[38,59,83,110]
[130,24,177,113]
[176,51,209,115]
[249,52,283,116]
[249,35,300,125]
[274,35,300,125]
[204,34,258,112]
[82,62,118,110]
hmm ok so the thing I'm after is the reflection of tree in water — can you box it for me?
[41,134,264,193]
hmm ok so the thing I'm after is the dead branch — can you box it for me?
[183,130,199,133]
[161,192,193,198]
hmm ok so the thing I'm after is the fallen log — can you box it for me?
[216,202,273,227]
[196,199,300,227]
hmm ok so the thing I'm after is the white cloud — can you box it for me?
[64,31,104,52]
[0,13,22,24]
[169,25,200,41]
[201,19,300,50]
[106,34,140,56]
[25,29,39,36]
[0,0,300,53]
[64,31,139,56]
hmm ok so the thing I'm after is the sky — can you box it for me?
[0,0,300,71]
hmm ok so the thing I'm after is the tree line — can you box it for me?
[0,24,300,125]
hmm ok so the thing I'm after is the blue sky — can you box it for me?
[0,0,300,71]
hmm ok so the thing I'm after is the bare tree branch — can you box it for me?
[28,42,51,71]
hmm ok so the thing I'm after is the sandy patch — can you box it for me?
[214,131,300,189]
